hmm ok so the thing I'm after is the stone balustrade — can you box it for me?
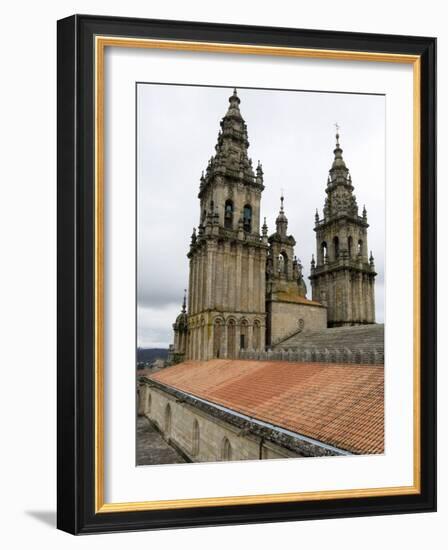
[239,347,384,365]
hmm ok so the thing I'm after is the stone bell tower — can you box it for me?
[265,195,323,345]
[309,128,376,326]
[185,89,268,360]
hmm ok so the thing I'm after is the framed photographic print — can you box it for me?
[57,14,436,534]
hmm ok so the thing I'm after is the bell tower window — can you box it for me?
[333,236,340,259]
[321,241,328,263]
[224,200,234,229]
[243,205,252,233]
[278,252,288,275]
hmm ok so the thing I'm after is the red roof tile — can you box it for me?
[149,359,384,455]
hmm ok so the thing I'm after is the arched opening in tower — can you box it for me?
[224,199,234,229]
[243,204,252,233]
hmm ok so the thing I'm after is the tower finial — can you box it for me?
[275,192,288,236]
[229,87,241,105]
[262,216,268,238]
[334,122,340,146]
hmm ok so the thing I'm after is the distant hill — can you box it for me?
[137,348,169,364]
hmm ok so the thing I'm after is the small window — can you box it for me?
[278,252,288,274]
[321,241,328,262]
[333,236,340,259]
[243,205,252,233]
[240,320,248,350]
[224,200,234,229]
[222,437,232,461]
[213,319,223,358]
[253,320,261,350]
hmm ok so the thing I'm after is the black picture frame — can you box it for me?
[57,14,436,534]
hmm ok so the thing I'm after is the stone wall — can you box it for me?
[267,299,327,346]
[138,379,342,461]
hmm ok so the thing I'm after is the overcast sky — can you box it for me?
[137,84,385,348]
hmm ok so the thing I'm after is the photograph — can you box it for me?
[53,11,436,536]
[136,83,385,465]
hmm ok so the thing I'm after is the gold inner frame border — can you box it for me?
[94,36,421,513]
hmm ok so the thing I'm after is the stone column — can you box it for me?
[235,244,242,311]
[260,249,267,314]
[190,256,197,315]
[191,325,195,360]
[185,330,190,360]
[247,322,253,351]
[223,242,230,310]
[214,245,221,310]
[195,325,200,360]
[236,322,241,356]
[196,254,202,315]
[197,322,202,360]
[248,248,254,312]
[358,273,364,322]
[222,322,228,358]
[207,318,214,360]
[206,242,215,309]
[173,330,178,352]
[188,259,193,314]
[199,251,208,311]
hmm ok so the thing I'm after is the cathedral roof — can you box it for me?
[149,359,384,455]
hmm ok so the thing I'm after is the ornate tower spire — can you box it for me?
[321,127,358,221]
[331,124,347,171]
[275,194,288,237]
[199,88,263,203]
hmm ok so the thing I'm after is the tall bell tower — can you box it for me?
[309,128,376,326]
[186,89,268,360]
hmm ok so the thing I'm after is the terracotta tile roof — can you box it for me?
[149,360,384,455]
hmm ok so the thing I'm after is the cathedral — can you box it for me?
[138,89,383,464]
[170,89,377,363]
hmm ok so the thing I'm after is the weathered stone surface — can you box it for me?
[139,378,343,463]
[136,415,186,466]
[273,324,384,364]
